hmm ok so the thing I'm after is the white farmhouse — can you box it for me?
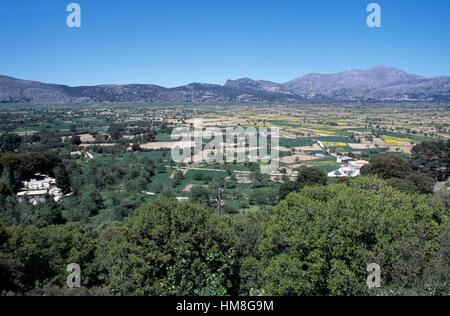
[328,158,369,178]
[16,174,64,205]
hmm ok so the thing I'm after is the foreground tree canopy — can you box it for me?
[248,177,449,296]
[0,177,449,296]
[95,198,236,296]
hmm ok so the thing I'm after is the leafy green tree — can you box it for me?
[0,196,20,225]
[230,210,269,295]
[248,190,265,206]
[0,255,20,293]
[30,134,41,143]
[55,164,71,195]
[250,170,266,188]
[0,133,22,152]
[171,170,184,188]
[193,172,205,181]
[189,186,212,207]
[411,140,450,181]
[255,177,449,296]
[435,183,450,208]
[278,181,298,200]
[71,135,81,146]
[6,163,21,193]
[79,187,104,218]
[144,130,157,142]
[239,256,264,296]
[0,225,96,293]
[0,181,8,196]
[161,188,176,199]
[96,198,236,296]
[108,124,125,141]
[0,152,60,182]
[386,177,418,194]
[362,155,436,194]
[296,166,327,188]
[361,155,412,179]
[231,210,269,259]
[64,184,105,222]
[107,192,146,221]
[131,144,141,152]
[399,172,435,194]
[225,174,237,189]
[249,188,278,206]
[23,197,66,228]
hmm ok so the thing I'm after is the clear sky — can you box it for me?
[1,0,449,87]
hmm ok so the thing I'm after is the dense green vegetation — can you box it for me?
[361,155,436,194]
[249,177,449,296]
[411,140,450,181]
[278,166,327,200]
[1,177,448,296]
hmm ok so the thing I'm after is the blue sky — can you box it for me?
[0,0,449,87]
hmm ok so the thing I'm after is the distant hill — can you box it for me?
[1,66,450,104]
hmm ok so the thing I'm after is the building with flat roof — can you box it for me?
[16,174,64,205]
[328,157,369,178]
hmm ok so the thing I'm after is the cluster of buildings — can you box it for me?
[16,174,64,206]
[328,156,370,178]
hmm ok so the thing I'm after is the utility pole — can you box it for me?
[217,187,224,213]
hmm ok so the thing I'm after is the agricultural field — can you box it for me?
[1,103,449,170]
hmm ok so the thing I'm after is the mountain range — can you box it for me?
[1,66,450,104]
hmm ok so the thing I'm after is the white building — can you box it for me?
[328,158,369,178]
[16,174,64,205]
